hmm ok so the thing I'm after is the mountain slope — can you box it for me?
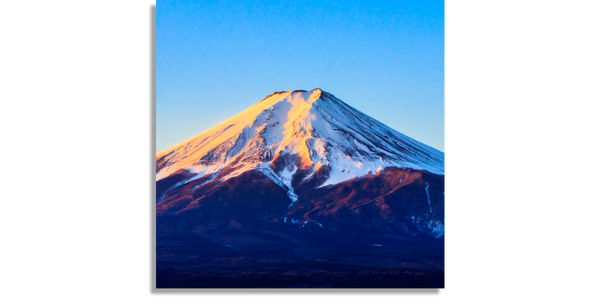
[156,89,443,204]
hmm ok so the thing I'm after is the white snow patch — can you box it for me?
[256,165,298,204]
[425,182,432,213]
[191,173,219,190]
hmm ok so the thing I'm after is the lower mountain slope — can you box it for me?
[157,167,443,238]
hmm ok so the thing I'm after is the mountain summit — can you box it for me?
[157,89,443,204]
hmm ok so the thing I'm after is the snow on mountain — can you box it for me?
[156,89,444,201]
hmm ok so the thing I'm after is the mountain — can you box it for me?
[156,89,445,288]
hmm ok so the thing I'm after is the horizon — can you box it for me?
[157,0,444,153]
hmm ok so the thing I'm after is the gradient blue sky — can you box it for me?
[157,0,444,153]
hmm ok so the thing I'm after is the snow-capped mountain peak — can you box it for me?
[156,89,443,201]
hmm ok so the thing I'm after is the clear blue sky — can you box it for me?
[157,0,444,153]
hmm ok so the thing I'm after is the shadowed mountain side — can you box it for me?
[288,168,444,237]
[157,170,291,232]
[157,167,443,238]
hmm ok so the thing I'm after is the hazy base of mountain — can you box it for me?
[157,225,443,288]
